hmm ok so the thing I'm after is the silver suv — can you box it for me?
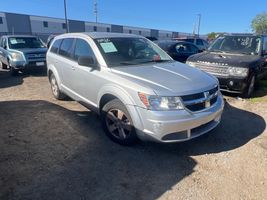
[46,32,224,145]
[0,35,47,75]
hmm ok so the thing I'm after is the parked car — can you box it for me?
[155,40,201,63]
[145,36,158,41]
[46,34,59,48]
[186,34,267,97]
[47,32,224,145]
[0,35,47,75]
[173,37,209,51]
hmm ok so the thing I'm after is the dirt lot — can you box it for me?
[0,69,267,200]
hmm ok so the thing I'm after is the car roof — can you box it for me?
[3,35,39,38]
[55,32,143,39]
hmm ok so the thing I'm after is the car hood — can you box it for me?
[110,61,218,96]
[12,48,47,54]
[188,51,260,68]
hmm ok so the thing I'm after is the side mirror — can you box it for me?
[3,45,7,50]
[78,56,98,68]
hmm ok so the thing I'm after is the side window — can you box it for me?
[263,37,267,51]
[58,38,74,58]
[0,38,3,47]
[188,44,199,53]
[176,44,192,53]
[197,39,204,46]
[73,39,95,62]
[50,39,62,54]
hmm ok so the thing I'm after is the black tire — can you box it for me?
[241,74,256,98]
[1,62,8,69]
[101,99,138,145]
[10,66,18,76]
[49,73,66,100]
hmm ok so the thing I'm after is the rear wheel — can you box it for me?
[49,73,66,100]
[101,99,138,145]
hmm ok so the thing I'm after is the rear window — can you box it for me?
[50,39,62,54]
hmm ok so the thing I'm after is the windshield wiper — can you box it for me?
[139,59,173,64]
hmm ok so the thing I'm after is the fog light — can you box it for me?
[229,81,234,86]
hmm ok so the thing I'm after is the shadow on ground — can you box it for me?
[0,68,47,89]
[0,100,265,200]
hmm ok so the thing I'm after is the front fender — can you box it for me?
[97,84,145,133]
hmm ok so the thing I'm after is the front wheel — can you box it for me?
[10,66,18,76]
[1,61,8,69]
[241,74,255,98]
[101,99,138,145]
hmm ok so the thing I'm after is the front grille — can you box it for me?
[181,86,218,112]
[27,52,46,60]
[195,62,229,77]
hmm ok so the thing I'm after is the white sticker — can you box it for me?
[100,42,117,53]
[9,38,18,44]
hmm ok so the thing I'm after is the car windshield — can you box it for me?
[94,37,172,67]
[208,35,261,55]
[8,37,45,49]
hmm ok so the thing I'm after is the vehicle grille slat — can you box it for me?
[181,86,218,112]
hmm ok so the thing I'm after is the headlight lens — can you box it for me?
[11,52,24,61]
[227,67,248,77]
[186,61,196,67]
[138,93,184,111]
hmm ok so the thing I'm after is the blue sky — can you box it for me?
[0,0,265,34]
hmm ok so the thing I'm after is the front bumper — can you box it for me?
[134,94,224,143]
[217,76,248,93]
[9,59,46,70]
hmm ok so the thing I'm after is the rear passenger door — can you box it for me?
[57,38,76,92]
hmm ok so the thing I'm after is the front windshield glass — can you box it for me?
[8,37,45,49]
[208,35,261,55]
[94,37,172,67]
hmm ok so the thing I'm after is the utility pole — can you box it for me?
[64,0,69,33]
[197,14,201,37]
[94,0,98,23]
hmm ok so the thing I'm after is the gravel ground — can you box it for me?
[0,69,267,200]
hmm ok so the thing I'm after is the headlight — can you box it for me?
[11,52,24,61]
[186,61,196,67]
[138,92,184,111]
[227,67,248,77]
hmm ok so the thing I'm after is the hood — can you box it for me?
[110,61,218,96]
[13,48,47,54]
[188,51,260,68]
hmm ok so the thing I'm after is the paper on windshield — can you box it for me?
[100,42,117,53]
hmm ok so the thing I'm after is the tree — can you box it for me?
[251,12,267,34]
[207,32,217,40]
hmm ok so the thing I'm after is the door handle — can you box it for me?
[71,66,75,70]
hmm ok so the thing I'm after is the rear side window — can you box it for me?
[58,38,74,58]
[263,37,267,52]
[73,39,95,61]
[196,39,204,45]
[50,39,62,54]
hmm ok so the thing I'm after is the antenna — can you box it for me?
[94,0,98,23]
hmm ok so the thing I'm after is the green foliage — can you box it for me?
[251,12,267,34]
[207,32,217,40]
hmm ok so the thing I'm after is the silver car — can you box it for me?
[0,35,47,75]
[46,32,224,145]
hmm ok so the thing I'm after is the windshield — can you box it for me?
[8,37,45,49]
[208,35,261,55]
[94,37,172,67]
